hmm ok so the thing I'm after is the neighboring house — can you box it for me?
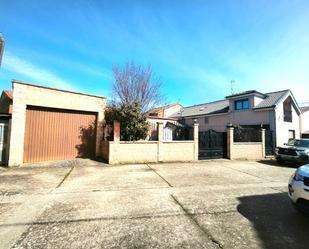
[301,106,309,138]
[146,103,183,141]
[0,33,4,66]
[0,90,12,164]
[146,103,182,118]
[0,80,106,166]
[171,90,302,148]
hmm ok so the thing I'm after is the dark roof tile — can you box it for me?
[173,89,292,118]
[171,100,229,118]
[253,90,289,109]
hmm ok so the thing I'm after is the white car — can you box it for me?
[288,164,309,213]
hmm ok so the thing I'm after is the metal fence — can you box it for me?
[173,126,193,141]
[234,127,261,142]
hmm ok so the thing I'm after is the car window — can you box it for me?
[287,139,309,147]
[299,140,309,147]
[287,139,297,146]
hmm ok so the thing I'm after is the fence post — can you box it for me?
[227,125,234,160]
[261,128,265,159]
[157,122,164,162]
[113,121,120,144]
[193,123,199,160]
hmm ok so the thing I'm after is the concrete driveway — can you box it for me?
[0,159,308,249]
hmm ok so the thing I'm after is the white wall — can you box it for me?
[254,96,264,106]
[301,110,309,134]
[275,98,300,146]
[164,104,182,118]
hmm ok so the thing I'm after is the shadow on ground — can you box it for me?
[238,192,309,249]
[257,160,300,168]
[76,121,97,158]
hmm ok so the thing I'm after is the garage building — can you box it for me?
[0,80,106,166]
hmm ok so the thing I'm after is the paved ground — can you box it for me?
[0,159,308,249]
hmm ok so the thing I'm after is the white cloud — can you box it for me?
[2,51,76,91]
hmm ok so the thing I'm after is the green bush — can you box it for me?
[105,102,149,141]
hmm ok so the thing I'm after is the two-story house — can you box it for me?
[171,90,302,148]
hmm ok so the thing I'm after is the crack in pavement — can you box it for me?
[146,164,173,187]
[0,209,237,228]
[56,165,75,188]
[170,194,224,249]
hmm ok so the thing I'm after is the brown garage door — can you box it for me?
[24,106,97,163]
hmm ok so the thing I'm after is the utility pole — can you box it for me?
[0,33,4,67]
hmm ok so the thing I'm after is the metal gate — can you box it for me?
[265,130,274,155]
[0,121,9,164]
[199,129,227,159]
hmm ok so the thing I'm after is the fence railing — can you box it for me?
[233,127,261,142]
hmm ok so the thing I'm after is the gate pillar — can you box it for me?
[194,123,199,160]
[227,125,234,159]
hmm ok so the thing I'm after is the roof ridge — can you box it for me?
[147,102,181,112]
[265,89,290,95]
[183,99,228,109]
[3,90,13,99]
[12,80,106,99]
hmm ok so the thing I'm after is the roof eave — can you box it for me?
[253,105,276,111]
[173,111,229,119]
[12,80,106,99]
[225,91,267,99]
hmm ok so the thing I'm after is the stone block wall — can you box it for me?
[227,126,265,160]
[103,121,199,164]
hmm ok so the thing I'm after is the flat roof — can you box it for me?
[12,80,106,99]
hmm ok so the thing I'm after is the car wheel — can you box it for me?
[276,158,284,164]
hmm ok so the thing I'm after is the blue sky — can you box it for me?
[1,0,309,106]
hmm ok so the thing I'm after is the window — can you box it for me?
[287,139,309,147]
[234,99,249,110]
[288,130,295,140]
[204,117,209,124]
[283,97,292,122]
[148,112,158,117]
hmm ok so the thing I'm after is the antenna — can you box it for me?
[230,80,235,94]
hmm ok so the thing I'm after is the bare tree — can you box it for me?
[112,61,163,111]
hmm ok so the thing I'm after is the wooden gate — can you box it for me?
[199,129,227,159]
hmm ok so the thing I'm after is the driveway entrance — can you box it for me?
[199,129,227,159]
